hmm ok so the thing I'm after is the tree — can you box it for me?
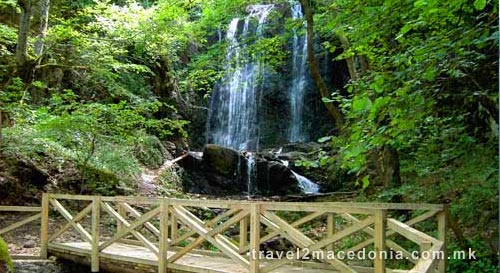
[34,0,50,56]
[15,0,32,67]
[299,0,343,127]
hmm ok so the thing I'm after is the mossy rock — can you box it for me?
[202,144,240,176]
[0,236,13,273]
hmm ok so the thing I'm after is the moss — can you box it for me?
[0,236,13,273]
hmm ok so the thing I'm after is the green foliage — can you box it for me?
[0,236,13,273]
[156,166,186,198]
[313,0,498,183]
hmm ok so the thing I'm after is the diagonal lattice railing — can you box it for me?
[37,194,448,273]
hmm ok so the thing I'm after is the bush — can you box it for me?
[0,236,13,273]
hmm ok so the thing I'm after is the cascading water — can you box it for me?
[246,152,256,195]
[292,171,319,194]
[281,159,319,194]
[207,2,321,195]
[208,4,275,151]
[288,0,309,142]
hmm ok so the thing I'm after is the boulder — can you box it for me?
[179,144,302,196]
[202,144,240,176]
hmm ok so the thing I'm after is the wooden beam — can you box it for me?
[171,208,240,246]
[49,203,92,242]
[249,204,260,273]
[120,203,160,237]
[171,214,178,241]
[40,193,50,259]
[341,213,416,263]
[99,202,160,256]
[91,196,101,272]
[172,205,249,269]
[0,206,41,212]
[168,210,248,264]
[240,211,323,253]
[0,213,41,236]
[387,219,440,245]
[117,202,126,234]
[239,215,249,252]
[159,199,169,273]
[374,210,386,273]
[326,213,335,251]
[410,242,444,273]
[437,208,447,273]
[50,199,92,243]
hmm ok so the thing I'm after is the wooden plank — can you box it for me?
[99,202,160,256]
[40,193,49,259]
[171,214,178,240]
[374,210,386,273]
[168,210,247,264]
[91,196,101,272]
[249,204,260,273]
[341,213,416,263]
[410,242,443,273]
[117,202,126,234]
[262,211,314,248]
[48,194,94,201]
[326,213,335,251]
[11,255,43,260]
[120,202,161,237]
[159,199,169,273]
[437,209,447,273]
[49,203,93,242]
[0,213,41,235]
[172,205,249,269]
[0,206,42,212]
[387,219,440,245]
[239,215,249,251]
[263,202,442,213]
[240,211,324,253]
[50,199,93,243]
[172,208,240,246]
[261,212,358,273]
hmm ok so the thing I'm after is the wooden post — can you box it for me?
[40,193,50,259]
[326,213,335,251]
[438,207,448,273]
[239,215,249,251]
[171,214,178,241]
[117,203,126,234]
[159,199,169,273]
[249,204,261,273]
[374,210,386,273]
[91,196,101,272]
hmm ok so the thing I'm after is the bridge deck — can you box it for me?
[49,242,334,273]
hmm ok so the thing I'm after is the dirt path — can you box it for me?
[138,154,188,196]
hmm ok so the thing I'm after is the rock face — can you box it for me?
[179,144,301,196]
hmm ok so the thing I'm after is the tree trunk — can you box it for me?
[16,0,32,67]
[35,0,50,56]
[338,35,358,80]
[299,0,343,127]
[0,109,2,153]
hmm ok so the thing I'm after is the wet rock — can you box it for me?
[179,144,302,196]
[23,240,36,249]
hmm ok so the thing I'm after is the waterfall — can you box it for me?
[288,0,309,142]
[280,159,319,194]
[208,4,275,151]
[246,152,256,195]
[292,171,319,194]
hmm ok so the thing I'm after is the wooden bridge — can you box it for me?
[0,193,448,273]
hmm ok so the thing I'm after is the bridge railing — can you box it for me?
[39,193,447,273]
[0,205,45,260]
